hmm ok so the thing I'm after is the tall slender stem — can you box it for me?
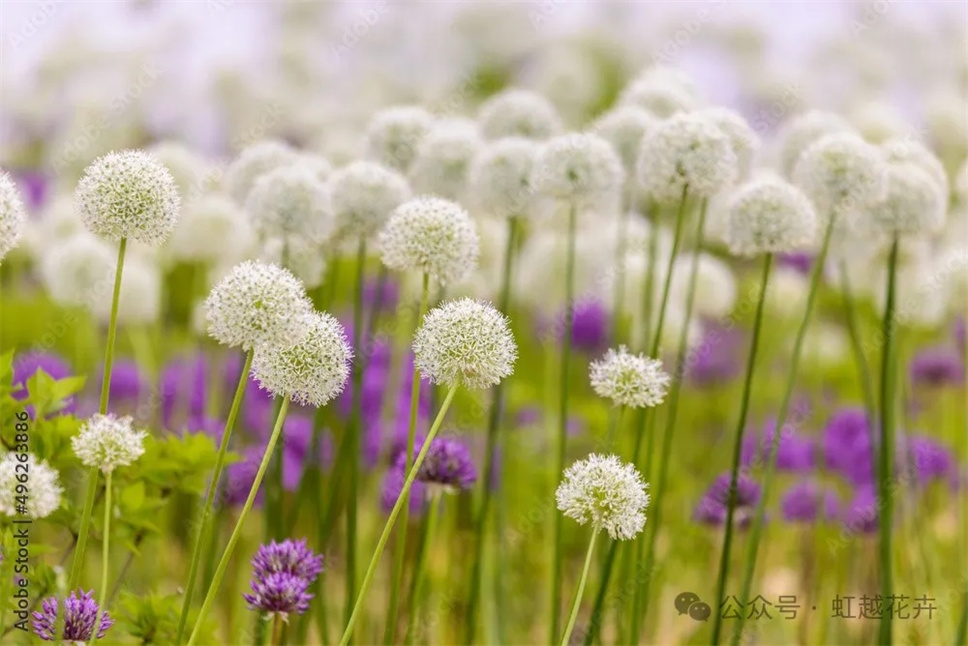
[611,194,630,344]
[175,350,254,644]
[383,271,430,645]
[839,260,880,465]
[187,398,292,646]
[640,203,658,349]
[731,216,835,646]
[98,237,127,414]
[405,493,443,645]
[635,198,708,642]
[339,384,460,646]
[560,529,601,646]
[345,237,367,625]
[466,215,519,643]
[710,253,773,646]
[877,235,900,646]
[89,472,112,646]
[551,201,579,642]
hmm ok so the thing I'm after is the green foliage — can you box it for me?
[138,432,227,496]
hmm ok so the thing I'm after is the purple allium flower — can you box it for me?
[13,169,48,209]
[955,317,966,357]
[381,462,426,516]
[570,299,609,353]
[363,276,400,311]
[250,538,324,581]
[160,355,208,428]
[822,408,874,485]
[32,589,113,642]
[13,352,72,387]
[780,480,839,522]
[840,486,878,534]
[909,347,965,388]
[777,251,813,275]
[694,472,761,529]
[243,571,313,618]
[903,436,956,485]
[742,418,816,472]
[410,436,477,492]
[224,445,264,507]
[686,322,743,386]
[101,359,145,403]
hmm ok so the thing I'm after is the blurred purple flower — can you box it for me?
[742,418,816,472]
[777,251,813,275]
[12,351,77,415]
[780,480,839,522]
[694,472,761,529]
[409,436,477,492]
[13,169,48,209]
[687,322,743,386]
[381,462,426,516]
[161,355,207,428]
[840,486,878,534]
[903,436,956,486]
[363,276,399,312]
[101,359,145,404]
[822,408,874,485]
[223,445,264,507]
[32,589,112,642]
[909,347,964,388]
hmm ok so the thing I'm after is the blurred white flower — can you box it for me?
[0,171,27,262]
[589,346,669,408]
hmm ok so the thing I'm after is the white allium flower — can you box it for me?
[329,161,411,240]
[294,151,333,182]
[246,164,334,244]
[669,253,737,319]
[167,194,254,263]
[619,69,700,118]
[469,137,540,218]
[777,110,852,177]
[409,119,483,200]
[93,255,160,325]
[955,160,968,205]
[694,107,760,179]
[848,102,910,144]
[259,236,327,290]
[0,453,63,519]
[532,133,624,209]
[204,260,313,351]
[801,322,850,370]
[637,113,738,202]
[378,196,479,285]
[589,346,669,408]
[365,105,435,172]
[555,453,650,540]
[880,137,949,198]
[860,164,946,237]
[148,140,218,198]
[225,140,298,205]
[413,298,517,390]
[725,175,818,256]
[75,150,181,246]
[592,106,659,176]
[477,89,563,141]
[0,171,27,262]
[875,256,949,328]
[40,233,115,308]
[792,133,887,217]
[72,414,147,474]
[766,265,809,319]
[251,311,351,407]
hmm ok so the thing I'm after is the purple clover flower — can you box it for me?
[32,589,113,642]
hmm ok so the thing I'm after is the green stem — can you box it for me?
[640,203,658,349]
[649,185,688,358]
[66,467,100,590]
[710,253,773,646]
[839,260,880,463]
[560,529,601,646]
[186,398,292,646]
[731,216,835,646]
[466,215,519,643]
[635,197,709,642]
[176,350,254,645]
[99,237,127,414]
[956,591,968,646]
[89,472,112,646]
[877,235,900,646]
[405,493,443,645]
[383,271,430,645]
[551,201,578,643]
[604,406,624,451]
[345,237,367,625]
[272,613,284,646]
[611,196,630,344]
[339,384,459,646]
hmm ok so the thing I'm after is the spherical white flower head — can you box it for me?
[204,260,313,351]
[168,194,254,263]
[669,253,737,319]
[555,453,650,540]
[477,89,563,141]
[225,140,298,204]
[93,256,160,325]
[880,138,948,197]
[618,72,699,118]
[725,175,818,256]
[694,107,760,179]
[792,133,887,217]
[259,236,327,290]
[378,197,479,285]
[532,133,624,209]
[72,414,147,474]
[777,110,852,177]
[409,120,484,200]
[0,453,63,519]
[294,151,333,182]
[40,233,115,308]
[251,311,351,407]
[413,298,517,390]
[246,164,334,244]
[0,171,27,262]
[860,163,946,237]
[148,140,218,198]
[75,150,180,246]
[637,113,738,202]
[592,106,659,175]
[589,346,669,409]
[330,161,411,240]
[848,102,909,144]
[469,137,540,218]
[365,106,435,172]
[766,265,808,319]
